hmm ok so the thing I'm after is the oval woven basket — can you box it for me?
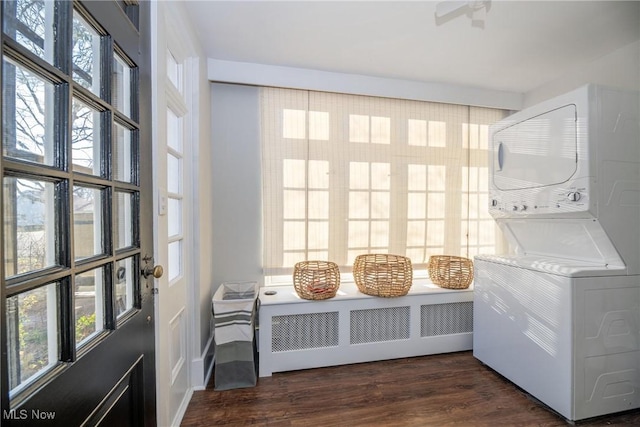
[353,254,413,297]
[293,261,340,300]
[428,255,473,289]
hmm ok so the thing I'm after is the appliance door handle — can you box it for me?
[497,142,504,171]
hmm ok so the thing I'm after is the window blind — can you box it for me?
[261,88,507,279]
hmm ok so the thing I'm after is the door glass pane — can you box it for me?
[115,257,135,317]
[114,122,133,182]
[167,153,181,194]
[112,54,132,117]
[75,267,105,347]
[6,283,59,395]
[72,98,102,176]
[167,108,182,152]
[73,185,104,260]
[72,11,101,96]
[114,191,133,249]
[2,0,55,65]
[168,197,181,238]
[167,50,182,92]
[2,57,55,166]
[167,240,181,282]
[3,177,57,278]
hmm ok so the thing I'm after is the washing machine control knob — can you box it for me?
[512,205,518,211]
[567,192,581,202]
[521,205,528,211]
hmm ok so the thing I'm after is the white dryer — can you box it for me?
[473,85,640,421]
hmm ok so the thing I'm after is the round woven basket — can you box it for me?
[293,261,340,300]
[428,255,473,289]
[353,254,413,297]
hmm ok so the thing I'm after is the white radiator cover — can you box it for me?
[258,281,473,377]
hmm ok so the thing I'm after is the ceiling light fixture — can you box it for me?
[435,0,492,28]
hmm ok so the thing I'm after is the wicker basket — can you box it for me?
[353,254,413,297]
[293,261,340,300]
[428,255,473,289]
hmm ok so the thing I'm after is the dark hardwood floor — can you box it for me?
[181,351,640,426]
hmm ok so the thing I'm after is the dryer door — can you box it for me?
[492,104,577,191]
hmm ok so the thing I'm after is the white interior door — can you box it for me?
[151,2,193,426]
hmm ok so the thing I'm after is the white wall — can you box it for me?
[523,40,640,107]
[193,58,214,357]
[210,83,263,290]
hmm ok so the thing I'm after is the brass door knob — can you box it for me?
[142,264,164,279]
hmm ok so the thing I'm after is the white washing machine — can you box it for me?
[473,85,640,421]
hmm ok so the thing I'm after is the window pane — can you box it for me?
[114,122,133,182]
[6,283,59,394]
[348,221,369,248]
[114,191,133,249]
[167,154,181,194]
[2,57,55,166]
[308,191,328,219]
[428,121,446,147]
[371,192,390,219]
[283,109,305,139]
[167,50,182,91]
[3,0,54,64]
[72,98,102,176]
[283,222,305,250]
[349,114,369,143]
[73,186,103,260]
[371,221,389,247]
[73,11,101,96]
[167,240,182,282]
[167,108,182,152]
[75,267,105,347]
[112,54,132,117]
[283,159,305,188]
[371,116,390,144]
[407,221,426,246]
[308,221,328,250]
[309,111,329,140]
[308,160,328,189]
[408,119,427,146]
[3,177,57,278]
[371,163,390,190]
[168,197,181,238]
[349,192,369,219]
[408,165,427,191]
[283,190,305,219]
[115,257,135,317]
[350,162,369,190]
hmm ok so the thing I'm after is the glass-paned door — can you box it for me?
[0,1,155,425]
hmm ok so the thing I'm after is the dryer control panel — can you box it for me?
[488,177,592,218]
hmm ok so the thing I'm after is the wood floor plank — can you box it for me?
[181,351,640,426]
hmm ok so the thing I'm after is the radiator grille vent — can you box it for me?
[350,306,410,344]
[271,312,339,352]
[421,302,473,337]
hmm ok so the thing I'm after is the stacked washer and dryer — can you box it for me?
[473,85,640,421]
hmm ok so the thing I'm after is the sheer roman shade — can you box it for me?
[261,88,507,279]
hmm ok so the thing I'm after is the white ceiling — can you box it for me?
[182,1,640,94]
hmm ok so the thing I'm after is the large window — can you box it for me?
[261,88,507,281]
